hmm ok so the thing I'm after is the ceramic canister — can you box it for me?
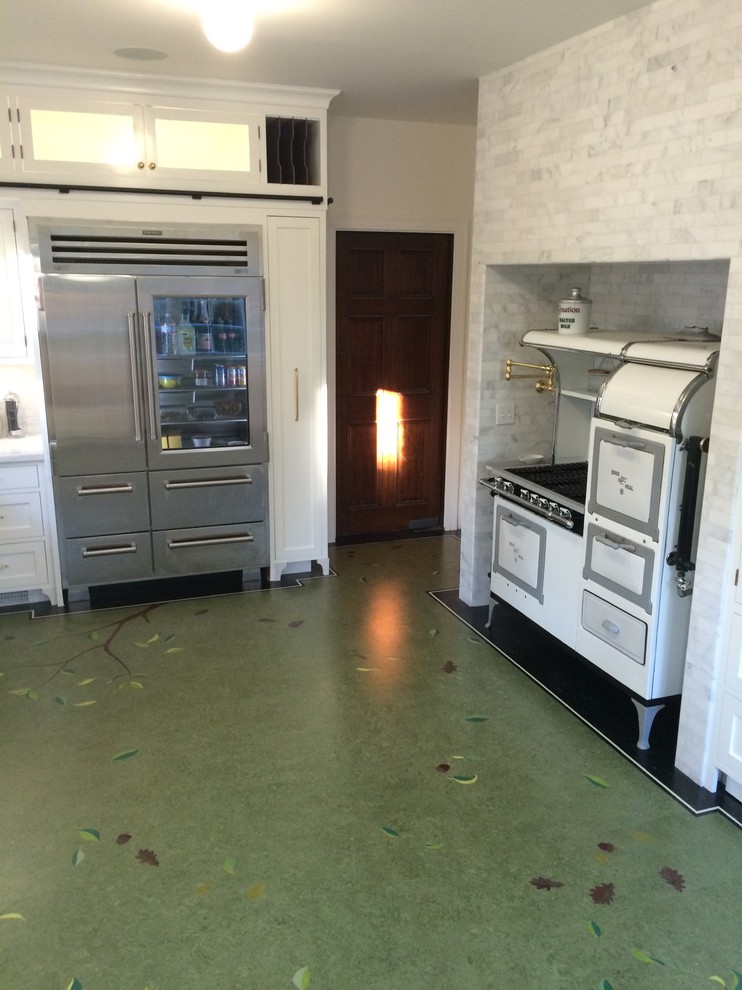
[558,287,592,335]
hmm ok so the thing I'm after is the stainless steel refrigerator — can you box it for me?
[32,221,268,598]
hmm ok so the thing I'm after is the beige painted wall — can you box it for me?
[326,115,476,538]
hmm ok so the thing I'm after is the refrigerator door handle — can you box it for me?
[141,312,159,441]
[127,313,144,443]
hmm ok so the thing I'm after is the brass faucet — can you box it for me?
[505,359,556,393]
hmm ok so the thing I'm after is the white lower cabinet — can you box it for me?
[266,215,329,580]
[0,458,60,604]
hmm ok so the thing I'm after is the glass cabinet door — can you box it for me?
[150,293,251,451]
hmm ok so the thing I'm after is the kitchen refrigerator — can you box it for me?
[32,221,268,598]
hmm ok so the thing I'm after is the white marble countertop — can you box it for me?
[0,434,45,461]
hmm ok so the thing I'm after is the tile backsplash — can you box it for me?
[0,362,44,439]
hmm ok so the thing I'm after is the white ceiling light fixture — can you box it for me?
[201,0,254,53]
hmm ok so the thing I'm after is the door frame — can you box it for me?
[327,216,471,543]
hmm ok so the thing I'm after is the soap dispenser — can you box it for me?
[4,392,21,437]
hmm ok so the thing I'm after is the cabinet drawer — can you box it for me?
[149,464,265,531]
[724,612,742,694]
[0,463,40,490]
[152,521,267,576]
[0,540,49,590]
[581,590,647,665]
[0,492,44,539]
[64,532,154,586]
[57,473,150,537]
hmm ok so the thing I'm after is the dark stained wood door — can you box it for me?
[335,230,453,537]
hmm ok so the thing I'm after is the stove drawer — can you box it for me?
[581,590,647,665]
[583,523,654,613]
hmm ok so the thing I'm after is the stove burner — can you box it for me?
[506,461,587,504]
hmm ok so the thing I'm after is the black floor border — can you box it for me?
[430,587,742,829]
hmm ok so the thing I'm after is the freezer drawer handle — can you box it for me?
[601,619,620,635]
[163,476,252,490]
[604,435,646,451]
[76,484,134,496]
[596,534,636,553]
[167,534,254,549]
[82,543,138,558]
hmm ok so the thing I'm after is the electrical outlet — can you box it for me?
[495,401,515,425]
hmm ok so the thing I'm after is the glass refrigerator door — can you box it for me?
[137,276,266,466]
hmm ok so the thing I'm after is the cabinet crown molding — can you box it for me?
[0,61,339,112]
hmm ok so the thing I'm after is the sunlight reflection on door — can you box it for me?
[376,388,403,469]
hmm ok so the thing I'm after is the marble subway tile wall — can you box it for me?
[461,0,742,787]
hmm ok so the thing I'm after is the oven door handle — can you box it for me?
[596,534,637,553]
[603,435,647,451]
[502,513,533,529]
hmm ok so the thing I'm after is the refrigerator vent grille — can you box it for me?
[48,234,251,270]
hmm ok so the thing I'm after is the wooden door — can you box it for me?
[335,231,453,537]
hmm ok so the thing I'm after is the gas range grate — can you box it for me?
[507,461,588,504]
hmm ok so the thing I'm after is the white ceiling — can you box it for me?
[3,0,655,125]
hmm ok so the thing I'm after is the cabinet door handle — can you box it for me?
[76,484,134,496]
[294,367,299,421]
[82,543,137,558]
[163,475,252,490]
[167,533,255,549]
[148,161,157,170]
[137,161,145,170]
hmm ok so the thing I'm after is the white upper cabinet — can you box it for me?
[0,71,336,198]
[11,96,262,188]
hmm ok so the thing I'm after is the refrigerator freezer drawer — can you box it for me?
[152,522,267,576]
[64,532,154,586]
[148,465,266,530]
[57,474,150,537]
[581,590,647,665]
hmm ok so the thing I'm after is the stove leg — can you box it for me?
[631,698,665,750]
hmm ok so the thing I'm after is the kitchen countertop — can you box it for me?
[0,434,45,461]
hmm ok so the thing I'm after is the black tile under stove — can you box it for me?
[430,588,742,827]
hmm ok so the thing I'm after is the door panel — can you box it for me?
[39,274,147,476]
[336,231,452,537]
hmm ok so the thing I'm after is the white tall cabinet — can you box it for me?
[266,216,329,580]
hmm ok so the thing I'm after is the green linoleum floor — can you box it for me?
[1,535,740,990]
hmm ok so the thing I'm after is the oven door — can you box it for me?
[491,499,582,649]
[587,424,673,541]
[493,503,546,603]
[583,522,655,613]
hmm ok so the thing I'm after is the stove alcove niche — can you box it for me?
[473,259,729,753]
